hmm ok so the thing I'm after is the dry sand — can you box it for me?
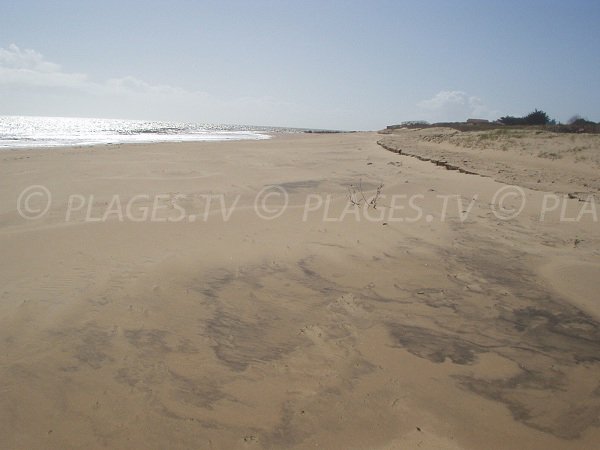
[378,127,600,201]
[0,131,599,449]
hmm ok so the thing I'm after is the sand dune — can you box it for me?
[378,127,600,201]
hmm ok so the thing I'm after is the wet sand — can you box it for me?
[1,132,599,449]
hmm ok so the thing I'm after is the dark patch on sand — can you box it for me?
[195,269,236,299]
[499,306,600,364]
[49,324,116,370]
[204,308,295,372]
[115,362,169,391]
[75,327,114,369]
[276,180,322,193]
[376,230,600,439]
[168,370,228,409]
[124,329,172,353]
[296,257,344,296]
[456,368,600,439]
[388,324,483,364]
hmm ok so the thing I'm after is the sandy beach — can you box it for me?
[1,131,599,449]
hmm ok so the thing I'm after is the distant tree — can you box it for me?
[523,109,550,125]
[498,115,525,125]
[499,109,549,126]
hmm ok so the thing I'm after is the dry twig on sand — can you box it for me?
[348,180,384,209]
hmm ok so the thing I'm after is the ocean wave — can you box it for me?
[0,116,280,149]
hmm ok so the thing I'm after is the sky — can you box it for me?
[0,0,599,130]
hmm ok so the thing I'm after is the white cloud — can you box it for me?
[0,44,61,72]
[0,44,355,128]
[0,44,184,95]
[0,44,88,89]
[104,76,187,96]
[417,90,497,122]
[0,44,231,121]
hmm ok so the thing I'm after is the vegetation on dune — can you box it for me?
[499,109,550,126]
[557,115,600,133]
[386,109,599,134]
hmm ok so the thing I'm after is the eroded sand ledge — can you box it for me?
[378,127,600,202]
[1,132,599,449]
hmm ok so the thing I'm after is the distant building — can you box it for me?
[466,118,489,124]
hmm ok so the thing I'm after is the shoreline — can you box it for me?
[0,133,274,152]
[0,115,357,151]
[0,129,361,152]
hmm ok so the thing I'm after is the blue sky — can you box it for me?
[1,0,599,129]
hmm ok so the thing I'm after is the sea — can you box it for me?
[0,116,293,149]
